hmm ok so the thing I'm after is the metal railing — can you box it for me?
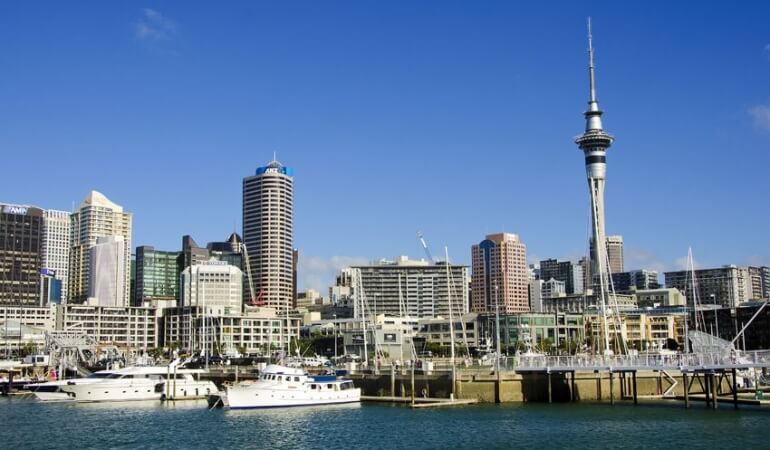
[513,350,770,371]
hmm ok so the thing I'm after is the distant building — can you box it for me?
[471,233,529,314]
[611,269,660,292]
[542,292,636,314]
[134,245,180,306]
[606,236,624,274]
[41,209,71,303]
[69,191,132,305]
[634,288,686,308]
[88,236,127,307]
[243,158,294,314]
[664,265,756,308]
[539,259,583,294]
[180,259,243,316]
[529,279,544,312]
[335,256,469,319]
[0,204,44,306]
[542,278,566,300]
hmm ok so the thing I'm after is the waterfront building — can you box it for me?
[478,312,585,353]
[611,269,660,292]
[542,278,566,300]
[664,265,755,308]
[697,302,770,350]
[416,313,480,351]
[335,256,469,319]
[69,191,132,305]
[340,314,417,362]
[41,209,71,303]
[134,245,180,306]
[0,304,158,351]
[60,304,158,351]
[0,203,44,306]
[542,292,636,314]
[635,288,686,308]
[242,158,294,313]
[180,259,243,316]
[471,233,529,314]
[161,306,301,356]
[539,259,584,295]
[585,309,686,352]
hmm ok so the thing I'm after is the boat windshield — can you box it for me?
[87,373,113,379]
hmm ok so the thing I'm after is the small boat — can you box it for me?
[209,364,360,409]
[56,365,217,403]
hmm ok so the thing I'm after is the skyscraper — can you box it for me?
[41,209,71,302]
[88,235,127,307]
[243,158,294,313]
[0,203,44,306]
[69,191,132,305]
[575,20,614,299]
[606,235,624,274]
[135,245,180,306]
[471,233,529,313]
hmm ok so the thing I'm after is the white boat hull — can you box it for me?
[223,385,361,409]
[60,380,216,403]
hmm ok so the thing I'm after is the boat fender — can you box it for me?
[160,393,167,402]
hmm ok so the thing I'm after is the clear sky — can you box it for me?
[2,1,769,292]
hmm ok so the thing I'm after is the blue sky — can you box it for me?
[1,1,769,292]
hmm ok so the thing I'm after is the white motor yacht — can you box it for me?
[209,364,360,409]
[26,370,116,402]
[57,365,217,403]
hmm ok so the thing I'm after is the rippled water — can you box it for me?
[0,397,767,449]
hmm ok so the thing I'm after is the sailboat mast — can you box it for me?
[444,247,455,398]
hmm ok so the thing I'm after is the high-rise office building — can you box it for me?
[88,235,127,307]
[243,159,294,313]
[41,209,71,302]
[0,204,44,306]
[135,245,180,306]
[180,259,243,316]
[471,233,529,313]
[606,235,624,274]
[69,191,132,305]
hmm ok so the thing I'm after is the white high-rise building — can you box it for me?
[41,209,71,302]
[243,159,294,313]
[88,236,127,307]
[69,191,132,305]
[180,259,243,316]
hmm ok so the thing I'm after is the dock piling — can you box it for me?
[609,371,614,406]
[732,368,738,410]
[547,372,552,404]
[632,371,638,405]
[683,373,689,409]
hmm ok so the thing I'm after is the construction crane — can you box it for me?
[417,231,435,263]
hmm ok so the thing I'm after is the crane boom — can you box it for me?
[241,242,256,304]
[417,231,435,262]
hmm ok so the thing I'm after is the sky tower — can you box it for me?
[575,19,614,313]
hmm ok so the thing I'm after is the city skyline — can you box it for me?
[2,2,769,293]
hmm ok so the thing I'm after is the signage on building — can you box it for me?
[256,166,294,176]
[3,205,28,215]
[40,268,56,277]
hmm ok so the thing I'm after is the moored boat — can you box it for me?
[209,364,360,409]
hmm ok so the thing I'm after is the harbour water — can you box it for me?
[1,398,767,449]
